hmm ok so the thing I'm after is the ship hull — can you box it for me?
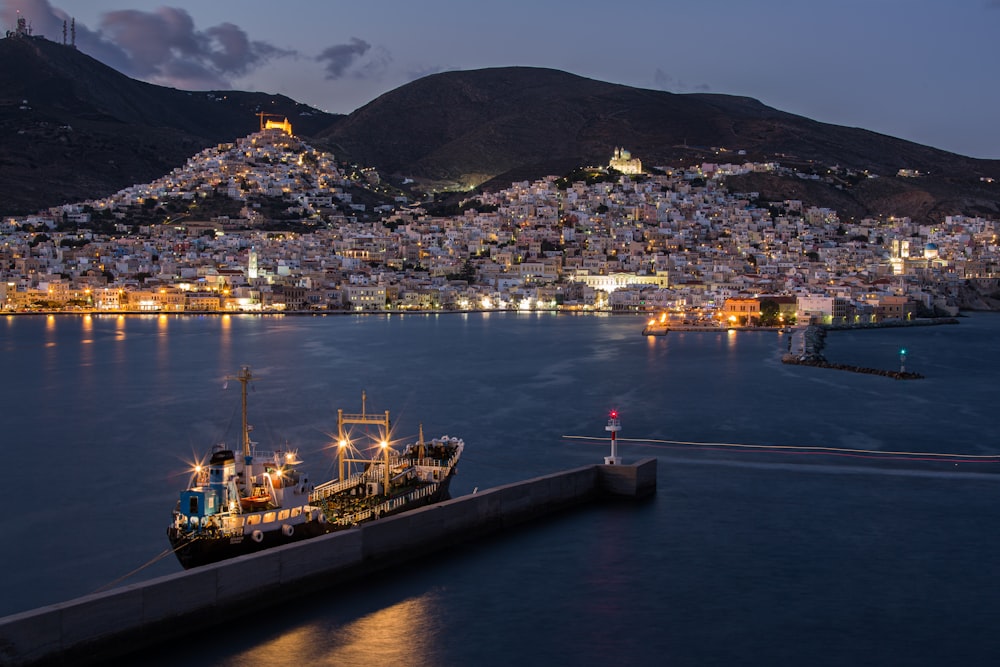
[377,474,454,520]
[170,473,456,569]
[168,519,328,570]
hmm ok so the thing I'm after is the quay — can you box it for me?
[0,460,656,667]
[643,324,786,335]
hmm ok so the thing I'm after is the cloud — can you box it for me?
[654,68,710,93]
[205,22,290,76]
[316,37,375,80]
[1,0,295,89]
[97,7,295,88]
[405,65,451,82]
[353,45,392,79]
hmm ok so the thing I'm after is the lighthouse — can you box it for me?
[604,410,622,465]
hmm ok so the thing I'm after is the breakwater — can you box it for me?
[781,354,925,379]
[0,460,656,667]
[782,322,947,379]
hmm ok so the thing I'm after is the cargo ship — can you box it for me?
[167,367,464,569]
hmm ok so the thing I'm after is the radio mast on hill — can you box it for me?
[60,18,77,47]
[8,10,31,37]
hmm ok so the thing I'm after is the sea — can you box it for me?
[2,311,999,666]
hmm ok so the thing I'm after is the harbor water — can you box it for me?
[2,312,999,665]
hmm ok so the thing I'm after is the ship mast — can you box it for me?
[230,366,254,466]
[337,391,391,489]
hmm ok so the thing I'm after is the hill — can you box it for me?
[1,37,998,224]
[314,67,1000,222]
[0,34,341,215]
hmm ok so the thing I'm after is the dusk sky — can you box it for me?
[3,0,998,160]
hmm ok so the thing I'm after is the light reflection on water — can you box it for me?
[314,595,440,667]
[161,591,443,667]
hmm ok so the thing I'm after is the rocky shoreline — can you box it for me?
[781,354,925,380]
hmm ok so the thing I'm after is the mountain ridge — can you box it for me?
[1,36,998,223]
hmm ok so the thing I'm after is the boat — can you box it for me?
[642,312,670,335]
[167,367,464,569]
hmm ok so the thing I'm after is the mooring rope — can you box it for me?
[91,541,191,594]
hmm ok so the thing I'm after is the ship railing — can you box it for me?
[311,477,358,500]
[409,444,463,469]
[330,481,441,528]
[410,457,448,468]
[375,482,438,516]
[248,447,302,465]
[249,447,282,462]
[311,470,378,500]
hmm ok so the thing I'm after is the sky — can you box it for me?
[3,0,999,160]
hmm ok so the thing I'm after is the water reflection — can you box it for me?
[42,316,57,375]
[221,593,440,667]
[81,314,94,368]
[157,314,170,370]
[725,328,738,349]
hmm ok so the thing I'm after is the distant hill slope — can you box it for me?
[0,35,341,215]
[1,38,998,223]
[315,67,1000,222]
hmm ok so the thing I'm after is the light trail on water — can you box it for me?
[561,435,1000,465]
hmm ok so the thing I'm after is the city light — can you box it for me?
[0,134,986,317]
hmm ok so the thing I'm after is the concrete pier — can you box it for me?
[0,459,656,666]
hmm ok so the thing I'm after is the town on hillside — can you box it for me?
[1,124,997,324]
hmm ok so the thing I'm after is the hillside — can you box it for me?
[315,67,1000,223]
[0,35,341,215]
[1,37,999,224]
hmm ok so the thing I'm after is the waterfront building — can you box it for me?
[796,295,835,325]
[723,297,761,326]
[345,284,387,311]
[573,271,669,293]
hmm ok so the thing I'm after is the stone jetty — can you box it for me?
[782,324,925,379]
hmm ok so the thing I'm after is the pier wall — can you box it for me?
[0,459,656,667]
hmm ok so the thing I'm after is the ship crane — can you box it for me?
[604,410,621,465]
